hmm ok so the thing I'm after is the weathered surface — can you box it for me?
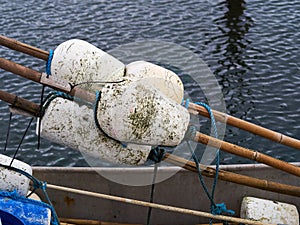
[241,196,299,225]
[97,78,190,146]
[126,61,184,104]
[0,154,32,196]
[0,194,51,225]
[51,39,125,91]
[39,98,151,165]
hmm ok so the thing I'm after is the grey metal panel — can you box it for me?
[33,164,300,224]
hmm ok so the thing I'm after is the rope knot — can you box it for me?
[148,147,166,163]
[211,203,235,215]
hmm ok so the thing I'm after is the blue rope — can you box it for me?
[183,99,234,222]
[194,102,218,139]
[46,49,54,77]
[194,101,219,203]
[41,91,74,117]
[0,163,60,225]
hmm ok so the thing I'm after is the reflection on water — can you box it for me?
[209,0,256,119]
[214,0,253,74]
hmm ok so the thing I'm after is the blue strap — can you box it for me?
[46,49,54,77]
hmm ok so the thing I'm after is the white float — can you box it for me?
[0,154,32,196]
[125,61,184,104]
[97,79,190,146]
[48,40,189,159]
[240,196,299,225]
[50,39,125,91]
[38,98,151,165]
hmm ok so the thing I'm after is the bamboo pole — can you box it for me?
[1,35,300,150]
[164,153,300,197]
[0,89,40,116]
[0,35,49,60]
[188,102,300,150]
[47,183,275,225]
[0,57,42,82]
[194,132,300,177]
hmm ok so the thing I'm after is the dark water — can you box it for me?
[0,0,300,166]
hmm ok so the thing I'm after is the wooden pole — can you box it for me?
[188,102,300,150]
[164,153,300,197]
[194,131,300,177]
[0,90,40,116]
[0,57,42,82]
[1,35,300,150]
[0,89,299,196]
[0,35,49,60]
[47,183,275,225]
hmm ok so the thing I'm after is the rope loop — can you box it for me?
[46,49,54,77]
[40,91,74,117]
[182,99,234,223]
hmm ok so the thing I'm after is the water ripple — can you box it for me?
[1,0,300,166]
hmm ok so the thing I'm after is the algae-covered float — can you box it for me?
[0,35,299,225]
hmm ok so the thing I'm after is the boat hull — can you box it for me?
[33,163,300,224]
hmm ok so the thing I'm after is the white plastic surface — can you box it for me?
[240,196,299,225]
[38,98,151,165]
[51,39,125,92]
[126,61,184,103]
[0,154,32,196]
[97,79,190,146]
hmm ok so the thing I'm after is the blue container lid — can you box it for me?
[0,210,25,225]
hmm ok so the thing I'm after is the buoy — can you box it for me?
[49,40,189,154]
[97,79,190,146]
[38,98,151,165]
[50,39,125,91]
[240,196,299,225]
[0,154,32,196]
[125,61,184,104]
